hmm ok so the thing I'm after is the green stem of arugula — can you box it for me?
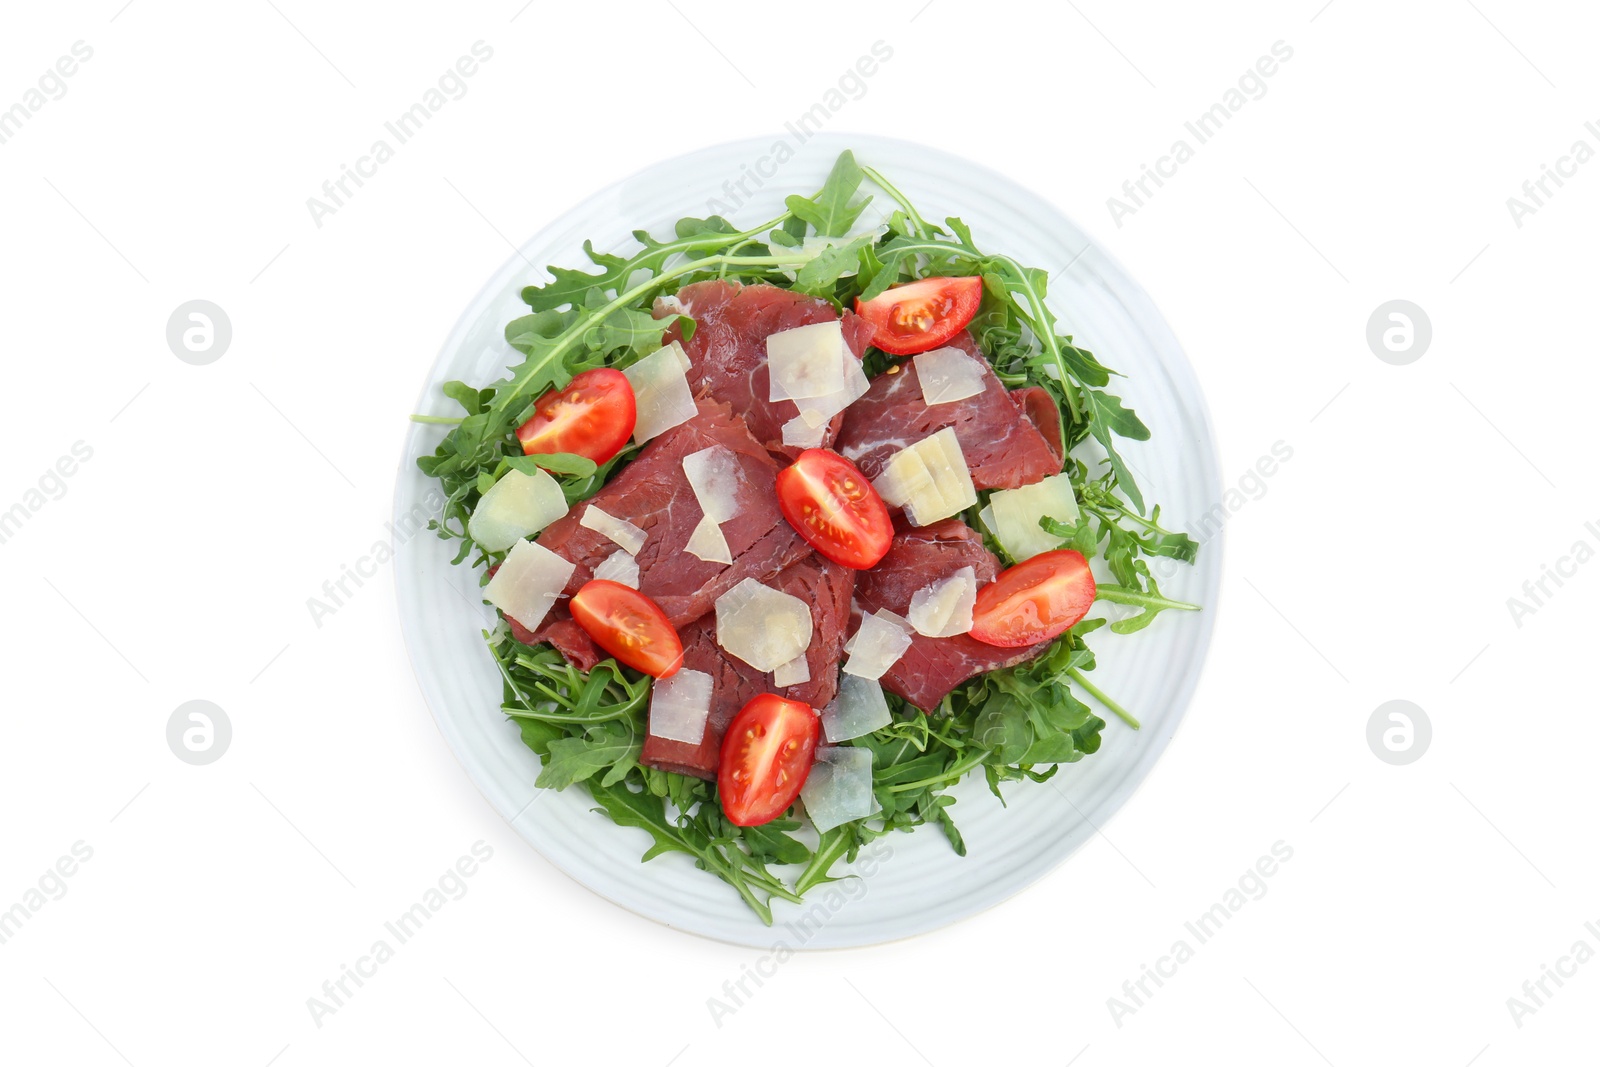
[1098,497,1183,537]
[1067,668,1140,730]
[410,414,466,425]
[678,829,778,923]
[693,834,802,917]
[502,695,646,725]
[530,680,573,709]
[862,165,936,239]
[484,234,808,430]
[488,637,539,715]
[793,828,856,896]
[884,747,993,793]
[1095,584,1201,614]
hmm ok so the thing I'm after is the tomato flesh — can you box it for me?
[718,694,819,826]
[516,368,636,466]
[968,550,1097,648]
[853,276,984,356]
[775,449,892,569]
[568,579,684,677]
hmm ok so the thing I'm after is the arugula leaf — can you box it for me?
[1097,581,1201,634]
[1084,389,1150,513]
[675,215,740,240]
[921,794,967,856]
[585,779,694,864]
[535,721,640,790]
[1039,514,1101,560]
[793,827,857,895]
[581,297,668,364]
[791,235,873,296]
[786,150,872,237]
[441,380,487,416]
[513,711,563,757]
[973,696,1032,765]
[518,241,632,314]
[504,307,577,357]
[503,453,598,478]
[734,821,811,867]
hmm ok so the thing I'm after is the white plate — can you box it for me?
[394,133,1222,948]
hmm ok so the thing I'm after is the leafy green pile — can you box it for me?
[415,151,1199,923]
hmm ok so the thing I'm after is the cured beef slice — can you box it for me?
[640,553,854,779]
[656,280,877,459]
[527,400,812,663]
[510,615,600,671]
[834,331,1064,490]
[853,519,1050,713]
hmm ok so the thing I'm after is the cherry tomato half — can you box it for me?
[569,579,684,678]
[516,368,636,467]
[968,550,1097,649]
[853,276,984,356]
[717,694,820,827]
[775,449,893,570]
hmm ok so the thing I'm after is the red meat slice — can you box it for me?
[655,280,877,459]
[526,400,812,663]
[853,519,1051,713]
[512,616,600,671]
[834,331,1064,490]
[640,553,854,779]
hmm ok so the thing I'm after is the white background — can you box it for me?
[1,1,1596,1064]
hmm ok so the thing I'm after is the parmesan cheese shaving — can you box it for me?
[987,472,1079,562]
[787,331,870,427]
[920,426,978,516]
[800,745,875,833]
[682,445,742,522]
[591,549,640,588]
[772,653,811,687]
[907,566,977,638]
[913,345,987,405]
[648,668,713,744]
[624,341,697,443]
[767,321,847,401]
[821,674,891,742]
[871,427,975,526]
[781,414,828,449]
[467,467,570,552]
[683,515,733,565]
[842,609,914,680]
[578,505,647,555]
[681,445,743,564]
[715,578,813,672]
[483,539,575,631]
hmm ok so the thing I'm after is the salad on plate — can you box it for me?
[413,151,1200,923]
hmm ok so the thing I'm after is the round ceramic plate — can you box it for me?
[395,133,1222,948]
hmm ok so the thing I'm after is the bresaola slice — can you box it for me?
[526,400,812,662]
[853,519,1052,713]
[640,553,854,779]
[655,280,877,459]
[835,330,1065,490]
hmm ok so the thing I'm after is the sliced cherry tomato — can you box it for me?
[717,694,819,826]
[968,550,1097,648]
[516,368,636,467]
[569,579,683,677]
[775,449,892,569]
[853,275,983,356]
